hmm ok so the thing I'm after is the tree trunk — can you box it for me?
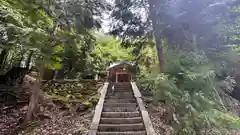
[0,49,8,66]
[24,78,41,123]
[18,53,25,67]
[26,51,34,69]
[148,0,164,72]
[24,17,62,124]
[24,61,44,124]
[53,20,72,80]
[193,122,201,135]
[54,62,65,80]
[52,20,65,80]
[192,33,197,52]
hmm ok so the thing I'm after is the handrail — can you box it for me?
[88,82,109,135]
[131,82,156,135]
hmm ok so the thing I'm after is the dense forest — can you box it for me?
[0,0,240,135]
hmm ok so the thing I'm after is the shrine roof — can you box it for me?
[106,60,134,70]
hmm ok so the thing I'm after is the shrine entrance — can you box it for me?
[106,61,134,83]
[117,72,130,82]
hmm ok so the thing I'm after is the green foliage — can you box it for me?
[0,0,64,70]
[0,0,109,74]
[73,32,135,76]
[138,50,240,135]
[94,33,133,60]
[57,31,134,78]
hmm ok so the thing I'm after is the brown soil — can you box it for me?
[0,76,101,135]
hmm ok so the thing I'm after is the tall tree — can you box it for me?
[109,0,240,72]
[0,49,8,66]
[147,0,165,72]
[110,0,165,71]
[53,0,106,79]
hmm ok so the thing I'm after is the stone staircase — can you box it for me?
[88,82,155,135]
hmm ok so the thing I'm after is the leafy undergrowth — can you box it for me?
[146,100,240,135]
[140,89,174,135]
[42,80,103,110]
[0,77,103,135]
[141,91,240,135]
[146,102,174,135]
[138,51,240,135]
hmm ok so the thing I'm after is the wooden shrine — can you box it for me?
[106,61,134,83]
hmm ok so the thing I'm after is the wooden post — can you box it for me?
[116,72,118,83]
[106,71,109,81]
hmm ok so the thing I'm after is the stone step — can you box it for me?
[105,98,135,101]
[106,94,134,99]
[106,94,134,97]
[101,112,140,118]
[113,87,130,89]
[110,89,132,92]
[106,95,134,99]
[114,86,131,88]
[114,85,130,87]
[107,92,133,94]
[98,123,145,132]
[104,103,137,108]
[97,131,146,135]
[115,84,130,86]
[113,84,130,87]
[108,90,132,92]
[103,107,138,112]
[105,99,136,103]
[105,97,135,100]
[114,84,130,86]
[100,117,142,124]
[114,88,131,90]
